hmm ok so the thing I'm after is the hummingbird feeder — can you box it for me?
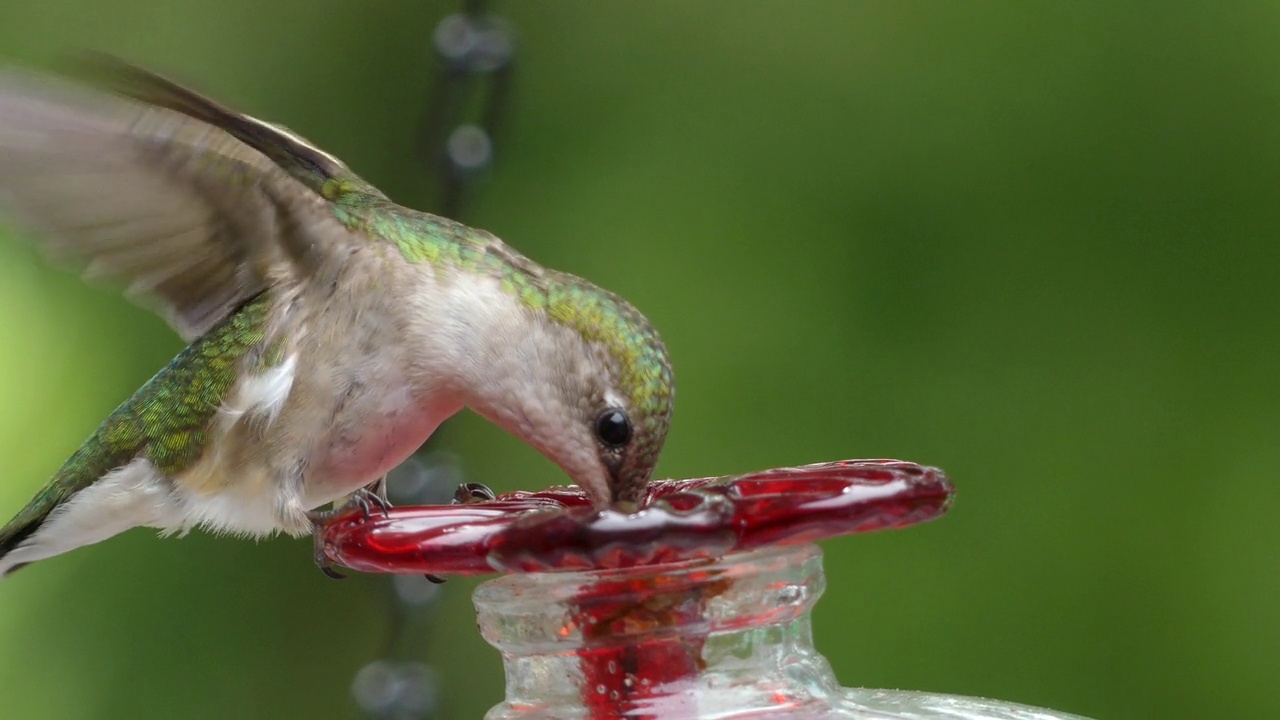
[321,460,1090,719]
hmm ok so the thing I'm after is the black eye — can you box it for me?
[595,409,632,448]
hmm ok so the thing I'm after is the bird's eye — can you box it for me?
[595,409,632,448]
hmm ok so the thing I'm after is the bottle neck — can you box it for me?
[473,543,842,718]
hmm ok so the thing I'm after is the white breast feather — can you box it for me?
[219,352,297,425]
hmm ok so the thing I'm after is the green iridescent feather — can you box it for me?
[91,59,673,448]
[335,202,674,429]
[0,294,270,556]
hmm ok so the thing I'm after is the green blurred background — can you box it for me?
[1,2,1277,718]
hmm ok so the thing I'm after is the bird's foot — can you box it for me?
[452,482,497,505]
[369,474,391,507]
[305,487,393,580]
[307,487,393,525]
[311,531,346,580]
[419,483,499,584]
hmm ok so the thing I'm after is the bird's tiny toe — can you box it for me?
[370,475,391,507]
[303,488,393,579]
[352,487,392,519]
[305,506,340,525]
[366,488,393,518]
[453,482,496,505]
[352,493,372,519]
[311,525,346,580]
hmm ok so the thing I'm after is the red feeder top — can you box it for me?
[321,459,954,577]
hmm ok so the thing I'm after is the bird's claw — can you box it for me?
[351,486,393,519]
[307,483,489,581]
[452,482,496,505]
[369,474,391,508]
[306,486,392,525]
[305,486,393,580]
[313,531,346,580]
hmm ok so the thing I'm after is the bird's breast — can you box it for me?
[303,383,463,507]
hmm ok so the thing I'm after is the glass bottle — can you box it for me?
[474,542,1090,719]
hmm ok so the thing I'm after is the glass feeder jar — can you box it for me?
[474,544,1086,719]
[323,460,1092,719]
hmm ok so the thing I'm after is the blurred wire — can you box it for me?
[350,3,515,718]
[421,0,515,219]
[350,456,465,720]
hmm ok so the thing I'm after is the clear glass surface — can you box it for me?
[474,543,1091,719]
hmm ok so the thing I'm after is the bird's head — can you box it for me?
[464,274,674,508]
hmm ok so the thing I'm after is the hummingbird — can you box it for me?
[0,57,674,578]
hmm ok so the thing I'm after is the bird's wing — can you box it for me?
[0,58,372,341]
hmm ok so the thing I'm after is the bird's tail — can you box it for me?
[0,505,47,578]
[0,441,118,579]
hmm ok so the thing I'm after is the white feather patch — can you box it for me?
[242,114,345,168]
[220,353,297,425]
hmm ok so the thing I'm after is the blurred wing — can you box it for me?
[0,64,350,340]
